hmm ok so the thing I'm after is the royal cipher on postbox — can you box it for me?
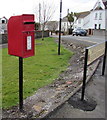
[8,14,35,58]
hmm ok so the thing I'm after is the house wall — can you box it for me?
[74,18,84,29]
[90,9,105,29]
[0,18,7,34]
[83,14,90,29]
[61,22,70,32]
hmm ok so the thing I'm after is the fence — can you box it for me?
[0,31,50,44]
[81,41,107,100]
[93,29,107,36]
[35,30,49,39]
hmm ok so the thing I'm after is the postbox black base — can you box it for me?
[68,94,97,111]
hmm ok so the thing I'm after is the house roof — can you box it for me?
[75,11,90,18]
[94,6,103,10]
[62,17,68,22]
[46,21,58,25]
[0,16,8,23]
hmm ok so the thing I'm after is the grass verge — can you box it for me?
[2,37,73,108]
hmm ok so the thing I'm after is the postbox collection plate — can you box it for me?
[27,36,32,50]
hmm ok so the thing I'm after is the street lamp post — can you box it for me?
[58,0,62,55]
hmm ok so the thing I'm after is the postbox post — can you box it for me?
[19,57,23,111]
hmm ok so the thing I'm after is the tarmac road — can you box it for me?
[54,35,105,44]
[47,35,106,119]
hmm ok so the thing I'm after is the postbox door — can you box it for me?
[23,31,35,57]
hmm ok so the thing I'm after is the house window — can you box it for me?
[99,13,102,20]
[95,13,98,20]
[2,20,5,24]
[99,24,101,29]
[95,24,97,29]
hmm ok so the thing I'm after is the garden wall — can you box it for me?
[0,34,8,44]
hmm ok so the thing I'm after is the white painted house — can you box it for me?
[73,11,90,30]
[45,0,107,36]
[0,17,8,34]
[90,0,106,30]
[74,0,107,35]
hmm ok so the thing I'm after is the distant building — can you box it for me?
[45,21,58,31]
[44,0,107,36]
[0,17,8,34]
[61,17,70,32]
[73,11,90,30]
[74,0,107,35]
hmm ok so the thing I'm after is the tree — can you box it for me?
[67,12,74,29]
[35,23,40,30]
[35,1,56,40]
[46,21,58,32]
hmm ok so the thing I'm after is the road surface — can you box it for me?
[54,35,105,44]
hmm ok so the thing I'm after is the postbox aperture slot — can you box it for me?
[24,22,35,24]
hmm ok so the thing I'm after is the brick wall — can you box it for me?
[93,29,107,36]
[35,31,49,38]
[0,31,50,44]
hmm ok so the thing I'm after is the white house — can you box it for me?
[0,17,8,34]
[45,0,107,35]
[61,17,70,32]
[74,0,107,35]
[73,11,90,30]
[90,0,106,30]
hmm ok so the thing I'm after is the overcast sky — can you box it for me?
[0,0,97,21]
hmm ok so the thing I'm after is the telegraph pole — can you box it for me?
[67,9,69,35]
[39,3,41,30]
[58,0,62,55]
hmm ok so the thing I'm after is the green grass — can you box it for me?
[2,37,73,108]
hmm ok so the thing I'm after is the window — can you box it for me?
[99,24,101,29]
[99,13,102,20]
[2,20,5,24]
[95,24,97,29]
[95,13,98,20]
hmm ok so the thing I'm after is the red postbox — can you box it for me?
[8,14,35,58]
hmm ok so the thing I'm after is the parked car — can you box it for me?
[72,29,87,36]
